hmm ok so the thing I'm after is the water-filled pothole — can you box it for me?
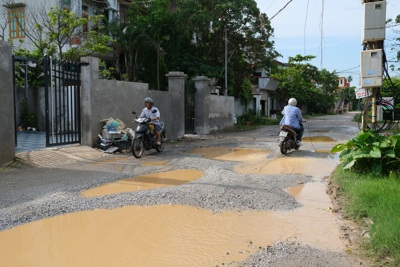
[310,130,330,133]
[0,183,346,267]
[81,169,204,197]
[302,136,336,142]
[190,147,269,161]
[235,156,338,177]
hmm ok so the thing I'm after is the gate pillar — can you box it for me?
[80,57,99,147]
[0,42,15,165]
[194,76,211,135]
[166,71,186,140]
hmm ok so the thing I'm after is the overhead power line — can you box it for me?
[270,0,293,21]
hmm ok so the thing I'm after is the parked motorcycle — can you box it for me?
[278,124,302,155]
[131,111,166,158]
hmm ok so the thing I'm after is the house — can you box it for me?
[252,60,287,117]
[0,0,130,51]
[338,76,351,88]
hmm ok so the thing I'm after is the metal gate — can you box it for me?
[184,80,196,134]
[44,56,82,147]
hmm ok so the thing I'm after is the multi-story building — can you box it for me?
[0,0,130,51]
[337,76,351,89]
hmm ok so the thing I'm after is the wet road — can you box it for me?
[0,112,364,266]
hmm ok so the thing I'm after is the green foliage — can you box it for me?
[18,99,36,128]
[271,54,339,113]
[13,48,45,88]
[338,86,358,111]
[239,78,253,107]
[331,130,400,175]
[235,109,280,130]
[24,6,113,61]
[113,0,278,94]
[332,168,400,265]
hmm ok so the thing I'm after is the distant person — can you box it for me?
[279,98,305,144]
[139,97,161,145]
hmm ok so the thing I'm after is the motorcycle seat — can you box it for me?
[280,125,298,135]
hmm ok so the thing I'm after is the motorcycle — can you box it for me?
[278,123,302,155]
[131,110,166,158]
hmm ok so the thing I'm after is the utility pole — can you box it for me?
[360,0,386,130]
[224,26,228,96]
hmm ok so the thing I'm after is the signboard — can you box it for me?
[355,88,372,99]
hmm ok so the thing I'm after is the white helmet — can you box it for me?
[288,98,297,106]
[144,97,154,105]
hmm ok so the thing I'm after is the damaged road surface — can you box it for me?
[0,113,368,266]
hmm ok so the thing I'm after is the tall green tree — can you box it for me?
[271,54,339,113]
[169,0,278,96]
[271,55,318,105]
[118,0,278,94]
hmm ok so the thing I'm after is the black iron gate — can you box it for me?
[44,56,82,147]
[184,80,196,134]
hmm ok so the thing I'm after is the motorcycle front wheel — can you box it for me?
[132,137,144,158]
[280,139,288,154]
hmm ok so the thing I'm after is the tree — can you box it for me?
[0,1,9,41]
[239,78,253,110]
[21,6,113,61]
[271,54,339,113]
[337,86,357,111]
[169,0,278,96]
[387,13,400,72]
[271,55,318,105]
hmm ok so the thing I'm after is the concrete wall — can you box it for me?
[194,76,235,134]
[80,57,186,147]
[0,42,15,165]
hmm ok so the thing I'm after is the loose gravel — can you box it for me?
[0,113,368,266]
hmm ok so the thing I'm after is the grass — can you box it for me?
[332,167,400,265]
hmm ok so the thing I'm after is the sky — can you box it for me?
[255,0,400,87]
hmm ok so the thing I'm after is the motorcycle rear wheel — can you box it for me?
[280,139,288,154]
[132,137,144,158]
[156,135,165,152]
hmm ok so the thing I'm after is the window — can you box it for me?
[8,7,25,39]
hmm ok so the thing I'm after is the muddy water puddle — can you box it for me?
[235,155,339,177]
[141,161,169,166]
[0,182,345,267]
[81,169,204,197]
[302,136,336,142]
[190,147,269,161]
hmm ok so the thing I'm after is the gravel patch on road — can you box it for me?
[0,114,368,266]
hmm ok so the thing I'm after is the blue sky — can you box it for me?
[255,0,400,87]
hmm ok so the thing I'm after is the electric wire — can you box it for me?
[319,0,325,68]
[269,0,293,21]
[303,0,310,56]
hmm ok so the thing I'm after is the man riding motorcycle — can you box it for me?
[139,97,161,145]
[279,98,305,145]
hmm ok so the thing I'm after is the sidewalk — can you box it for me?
[16,145,108,168]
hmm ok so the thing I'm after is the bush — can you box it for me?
[235,109,280,130]
[331,130,400,175]
[19,99,36,129]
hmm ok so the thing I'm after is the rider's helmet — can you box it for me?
[144,97,154,105]
[288,98,297,106]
